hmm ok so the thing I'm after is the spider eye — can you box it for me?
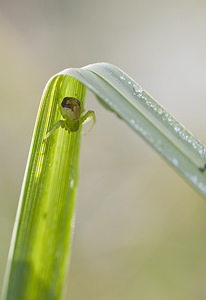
[61,97,82,120]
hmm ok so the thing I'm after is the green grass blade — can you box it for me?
[1,76,86,300]
[59,63,206,198]
[2,62,206,300]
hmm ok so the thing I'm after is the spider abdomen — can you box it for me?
[61,97,82,120]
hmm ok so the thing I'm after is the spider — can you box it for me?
[43,97,96,142]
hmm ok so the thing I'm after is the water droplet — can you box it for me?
[199,147,206,158]
[192,142,197,149]
[174,124,181,132]
[172,158,179,166]
[157,108,164,115]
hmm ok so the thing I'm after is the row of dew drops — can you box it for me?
[119,74,206,160]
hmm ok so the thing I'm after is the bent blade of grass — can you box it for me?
[2,62,206,300]
[59,63,206,198]
[2,76,86,300]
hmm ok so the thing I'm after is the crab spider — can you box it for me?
[43,97,96,142]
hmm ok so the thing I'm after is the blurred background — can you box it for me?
[1,0,206,299]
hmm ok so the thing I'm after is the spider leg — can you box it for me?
[43,120,65,142]
[80,110,96,135]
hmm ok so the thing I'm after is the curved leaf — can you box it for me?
[58,63,206,198]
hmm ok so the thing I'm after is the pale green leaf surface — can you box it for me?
[57,63,206,198]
